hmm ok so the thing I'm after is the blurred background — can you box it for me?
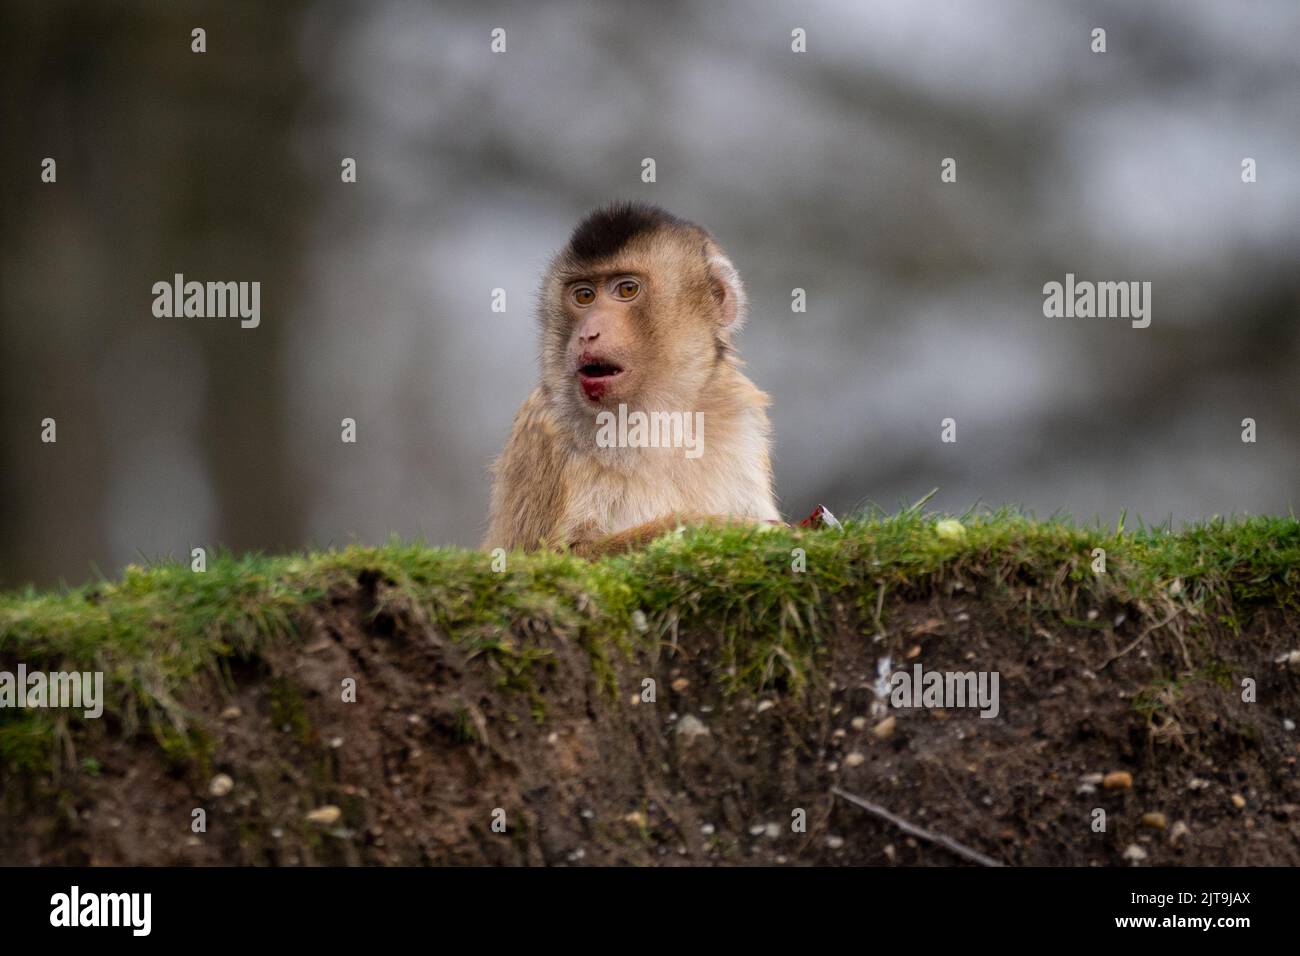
[2,0,1297,588]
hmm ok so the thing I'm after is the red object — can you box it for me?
[798,504,840,529]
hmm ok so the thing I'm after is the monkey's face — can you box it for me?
[565,273,646,405]
[542,234,731,422]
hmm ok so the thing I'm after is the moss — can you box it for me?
[268,677,313,745]
[1,512,1296,777]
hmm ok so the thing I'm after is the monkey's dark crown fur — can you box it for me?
[565,201,695,264]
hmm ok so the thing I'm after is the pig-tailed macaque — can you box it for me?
[485,202,780,557]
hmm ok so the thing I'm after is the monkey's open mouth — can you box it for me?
[578,361,624,380]
[576,357,625,401]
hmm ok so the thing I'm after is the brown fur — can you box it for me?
[485,203,780,556]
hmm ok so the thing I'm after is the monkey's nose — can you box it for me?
[580,329,600,343]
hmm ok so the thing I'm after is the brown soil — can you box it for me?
[3,572,1299,865]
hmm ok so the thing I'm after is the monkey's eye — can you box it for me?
[572,286,596,306]
[613,279,640,300]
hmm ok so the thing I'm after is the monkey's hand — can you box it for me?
[570,513,782,559]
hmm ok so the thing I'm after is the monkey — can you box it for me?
[485,201,781,558]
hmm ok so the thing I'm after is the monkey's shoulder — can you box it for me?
[502,388,566,449]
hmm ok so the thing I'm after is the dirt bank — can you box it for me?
[4,564,1297,865]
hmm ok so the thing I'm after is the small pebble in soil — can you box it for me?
[1168,821,1190,845]
[1231,794,1247,809]
[844,751,866,767]
[873,716,897,739]
[675,714,711,743]
[1103,771,1133,790]
[1141,812,1167,830]
[1122,844,1148,864]
[851,716,867,731]
[826,835,845,850]
[306,805,342,826]
[208,774,234,798]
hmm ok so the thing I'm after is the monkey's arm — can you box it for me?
[484,391,571,552]
[571,513,781,559]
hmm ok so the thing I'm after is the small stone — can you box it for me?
[1231,793,1246,810]
[631,610,649,633]
[675,714,711,744]
[764,822,780,839]
[883,844,896,863]
[306,805,342,826]
[1141,812,1167,830]
[826,835,845,850]
[700,823,715,836]
[208,774,234,798]
[219,706,241,720]
[1122,844,1148,864]
[756,700,775,713]
[1103,771,1133,790]
[546,732,559,745]
[1188,777,1211,791]
[1284,718,1296,732]
[844,751,866,767]
[624,811,647,829]
[850,716,867,731]
[872,716,896,739]
[1168,821,1190,845]
[671,677,690,692]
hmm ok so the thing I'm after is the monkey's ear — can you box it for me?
[705,243,748,330]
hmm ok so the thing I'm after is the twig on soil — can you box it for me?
[1098,607,1183,672]
[831,786,1004,867]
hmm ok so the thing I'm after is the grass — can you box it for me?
[1,508,1297,775]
